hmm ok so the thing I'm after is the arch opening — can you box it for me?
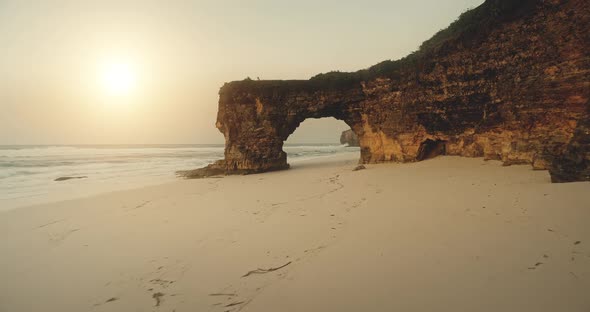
[283,117,360,165]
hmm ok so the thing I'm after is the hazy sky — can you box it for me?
[0,0,484,145]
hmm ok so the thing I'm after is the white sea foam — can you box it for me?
[0,144,359,210]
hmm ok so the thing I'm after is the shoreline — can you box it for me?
[0,149,359,212]
[1,153,589,311]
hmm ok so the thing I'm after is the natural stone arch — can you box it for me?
[212,80,365,174]
[180,0,589,182]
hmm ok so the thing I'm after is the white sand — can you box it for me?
[0,154,589,312]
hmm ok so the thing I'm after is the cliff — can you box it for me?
[182,0,590,182]
[340,129,360,147]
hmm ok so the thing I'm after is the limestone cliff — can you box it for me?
[340,129,360,147]
[183,0,590,182]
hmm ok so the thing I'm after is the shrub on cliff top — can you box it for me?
[310,0,539,83]
[228,0,539,90]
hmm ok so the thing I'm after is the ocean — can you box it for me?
[0,144,359,210]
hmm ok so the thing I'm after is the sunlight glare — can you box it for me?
[100,61,137,96]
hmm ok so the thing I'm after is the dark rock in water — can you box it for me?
[54,176,87,182]
[353,165,366,171]
[185,0,590,182]
[177,159,288,178]
[177,166,229,179]
[340,129,359,147]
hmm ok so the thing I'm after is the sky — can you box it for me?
[0,0,484,145]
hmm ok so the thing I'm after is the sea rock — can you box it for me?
[177,166,227,178]
[340,129,360,147]
[353,165,366,171]
[54,176,87,182]
[187,0,589,182]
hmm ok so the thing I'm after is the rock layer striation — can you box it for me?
[184,0,589,182]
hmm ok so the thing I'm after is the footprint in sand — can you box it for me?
[93,297,119,307]
[527,262,543,270]
[140,259,189,308]
[208,291,245,310]
[48,228,80,244]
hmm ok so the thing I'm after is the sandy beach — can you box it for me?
[1,153,589,312]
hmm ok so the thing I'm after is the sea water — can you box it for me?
[0,144,359,210]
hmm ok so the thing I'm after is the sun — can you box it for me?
[100,61,137,96]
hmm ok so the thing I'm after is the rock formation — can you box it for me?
[340,129,360,147]
[183,0,589,182]
[54,176,88,182]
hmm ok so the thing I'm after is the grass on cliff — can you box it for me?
[308,0,538,87]
[225,0,538,92]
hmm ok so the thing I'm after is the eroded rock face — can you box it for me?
[549,115,590,182]
[340,129,360,147]
[186,0,589,182]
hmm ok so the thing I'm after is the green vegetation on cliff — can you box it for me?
[309,0,538,86]
[223,0,539,93]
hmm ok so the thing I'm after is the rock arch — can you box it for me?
[212,81,365,174]
[181,0,589,182]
